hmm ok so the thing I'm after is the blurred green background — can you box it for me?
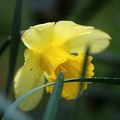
[0,0,120,120]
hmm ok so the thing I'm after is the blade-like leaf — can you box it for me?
[72,46,90,120]
[43,72,64,120]
[0,38,11,57]
[66,77,120,85]
[0,94,32,120]
[2,82,54,120]
[78,46,90,95]
[2,76,120,120]
[6,0,22,94]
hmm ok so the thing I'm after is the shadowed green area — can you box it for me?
[6,0,22,94]
[0,0,120,120]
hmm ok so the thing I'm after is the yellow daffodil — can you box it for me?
[14,21,111,111]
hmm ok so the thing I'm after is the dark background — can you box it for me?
[0,0,120,120]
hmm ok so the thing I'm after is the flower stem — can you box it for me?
[0,37,11,57]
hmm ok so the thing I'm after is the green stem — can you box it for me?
[6,0,22,95]
[72,46,90,120]
[65,77,120,85]
[0,38,11,57]
[2,77,120,120]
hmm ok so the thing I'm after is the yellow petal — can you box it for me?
[46,53,94,99]
[53,21,94,46]
[14,49,45,111]
[22,22,55,53]
[63,29,111,53]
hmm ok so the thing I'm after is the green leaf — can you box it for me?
[43,72,64,120]
[2,82,54,120]
[71,46,90,120]
[0,38,11,57]
[0,94,32,120]
[6,0,22,94]
[66,77,120,85]
[2,76,120,120]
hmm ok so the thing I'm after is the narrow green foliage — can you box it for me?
[81,47,90,77]
[2,76,120,120]
[66,77,120,85]
[2,82,54,120]
[0,38,11,57]
[0,94,32,120]
[79,46,90,95]
[6,0,22,94]
[72,46,90,120]
[43,72,64,120]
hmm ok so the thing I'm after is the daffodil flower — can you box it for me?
[14,21,111,111]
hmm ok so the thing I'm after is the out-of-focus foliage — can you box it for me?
[0,0,120,120]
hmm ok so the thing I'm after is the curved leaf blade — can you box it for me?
[43,72,64,120]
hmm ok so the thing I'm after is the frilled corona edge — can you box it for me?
[14,21,111,111]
